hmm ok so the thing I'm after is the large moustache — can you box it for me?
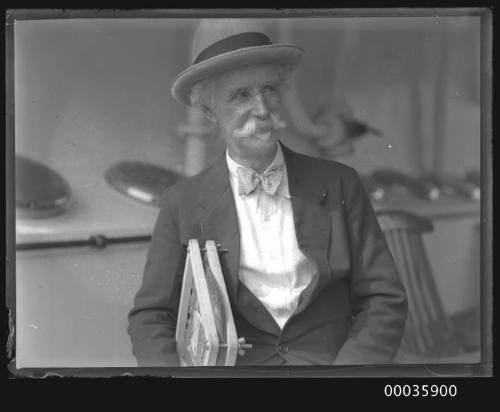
[234,113,287,138]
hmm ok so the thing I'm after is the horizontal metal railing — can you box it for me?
[16,234,152,251]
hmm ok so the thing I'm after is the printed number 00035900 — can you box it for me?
[384,384,457,397]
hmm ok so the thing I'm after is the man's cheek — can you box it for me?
[231,111,252,130]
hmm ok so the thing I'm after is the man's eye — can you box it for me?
[232,90,250,100]
[263,85,277,94]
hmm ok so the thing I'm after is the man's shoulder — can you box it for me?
[284,146,360,182]
[157,159,222,207]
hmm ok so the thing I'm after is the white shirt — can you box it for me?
[226,144,317,329]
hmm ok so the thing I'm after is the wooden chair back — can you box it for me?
[377,210,463,362]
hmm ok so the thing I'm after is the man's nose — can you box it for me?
[251,93,270,118]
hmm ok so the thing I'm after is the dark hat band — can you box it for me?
[193,32,272,65]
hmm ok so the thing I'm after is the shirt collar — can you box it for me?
[226,143,290,199]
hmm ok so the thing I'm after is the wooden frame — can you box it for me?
[176,239,240,366]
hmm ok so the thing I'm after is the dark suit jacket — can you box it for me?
[127,143,407,366]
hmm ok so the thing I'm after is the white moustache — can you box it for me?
[234,113,287,138]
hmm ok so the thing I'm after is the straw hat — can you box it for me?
[171,19,304,105]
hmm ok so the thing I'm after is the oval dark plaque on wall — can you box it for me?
[105,161,181,208]
[16,155,72,219]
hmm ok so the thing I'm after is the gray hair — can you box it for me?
[189,62,293,115]
[189,78,216,115]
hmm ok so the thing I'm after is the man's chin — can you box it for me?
[254,131,273,141]
[247,132,278,147]
[236,133,276,154]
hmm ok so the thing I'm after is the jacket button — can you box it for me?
[278,344,289,354]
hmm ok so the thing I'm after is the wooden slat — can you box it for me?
[175,252,194,366]
[188,239,219,366]
[390,229,427,352]
[407,235,438,323]
[386,230,417,353]
[400,232,435,350]
[205,240,239,366]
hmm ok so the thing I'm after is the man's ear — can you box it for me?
[200,104,216,123]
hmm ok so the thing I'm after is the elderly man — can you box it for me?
[128,19,407,366]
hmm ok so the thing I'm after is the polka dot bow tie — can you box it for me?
[237,165,284,196]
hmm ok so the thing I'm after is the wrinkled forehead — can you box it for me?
[212,62,284,91]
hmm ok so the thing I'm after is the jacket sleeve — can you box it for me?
[333,169,408,365]
[127,188,185,366]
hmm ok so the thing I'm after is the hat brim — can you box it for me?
[171,43,304,106]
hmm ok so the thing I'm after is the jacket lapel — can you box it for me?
[282,144,333,315]
[197,155,240,302]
